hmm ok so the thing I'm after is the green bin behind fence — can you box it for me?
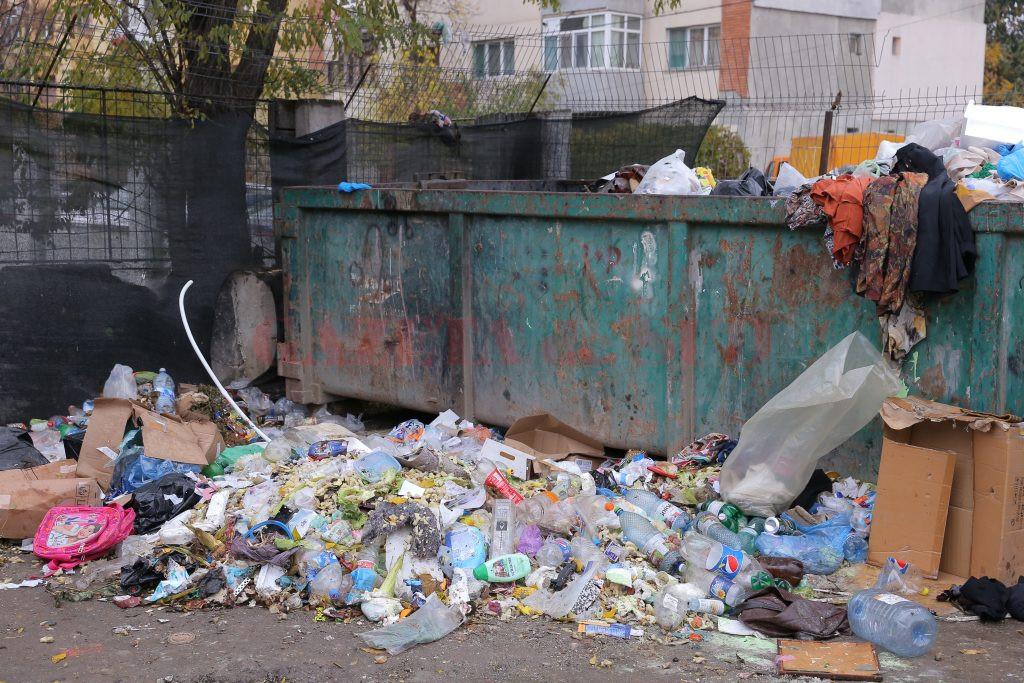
[276,183,1024,481]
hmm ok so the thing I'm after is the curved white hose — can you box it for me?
[178,279,271,441]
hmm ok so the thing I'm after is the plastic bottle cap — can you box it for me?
[472,563,488,581]
[604,502,615,511]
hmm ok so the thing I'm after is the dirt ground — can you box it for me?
[1,555,1023,683]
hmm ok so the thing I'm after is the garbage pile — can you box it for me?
[4,334,1023,662]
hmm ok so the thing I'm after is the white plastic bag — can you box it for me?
[102,364,137,399]
[904,118,963,151]
[634,149,702,195]
[772,162,809,196]
[720,332,902,517]
[358,593,464,655]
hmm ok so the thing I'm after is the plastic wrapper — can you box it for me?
[753,513,860,575]
[102,364,137,400]
[634,149,702,195]
[110,446,201,497]
[128,473,201,534]
[237,387,272,416]
[904,117,962,151]
[720,332,902,517]
[522,559,606,618]
[772,162,809,197]
[997,147,1024,181]
[0,428,47,471]
[358,593,464,655]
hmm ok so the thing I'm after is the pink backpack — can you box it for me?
[34,505,135,572]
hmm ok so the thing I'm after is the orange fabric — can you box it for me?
[810,174,873,266]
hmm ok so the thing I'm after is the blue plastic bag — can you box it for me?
[109,429,201,497]
[754,513,862,575]
[997,147,1024,180]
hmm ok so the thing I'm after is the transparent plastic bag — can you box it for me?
[634,149,702,195]
[720,332,902,517]
[358,594,464,655]
[904,118,963,151]
[772,162,809,196]
[102,364,137,399]
[238,387,272,416]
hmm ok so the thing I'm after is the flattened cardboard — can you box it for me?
[78,399,225,491]
[777,640,880,681]
[77,398,135,490]
[868,440,955,578]
[880,396,1024,583]
[503,413,604,476]
[0,462,101,539]
[478,439,534,480]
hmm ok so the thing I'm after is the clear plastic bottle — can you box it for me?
[469,461,524,503]
[653,582,705,629]
[615,508,682,574]
[851,506,873,536]
[847,589,937,657]
[694,512,744,548]
[680,530,771,591]
[622,488,693,531]
[688,597,726,615]
[153,368,177,414]
[684,564,754,607]
[736,525,760,555]
[489,499,516,559]
[517,492,559,526]
[345,540,381,605]
[535,537,571,567]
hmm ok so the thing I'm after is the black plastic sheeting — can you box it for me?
[0,428,47,471]
[0,99,258,423]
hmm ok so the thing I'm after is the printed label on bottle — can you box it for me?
[656,501,681,525]
[705,501,724,515]
[690,598,726,615]
[706,544,744,580]
[641,535,670,565]
[874,592,911,605]
[708,574,734,601]
[484,468,525,504]
[662,593,679,612]
[750,571,775,591]
[554,539,571,561]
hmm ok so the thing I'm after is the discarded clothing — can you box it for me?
[944,146,1001,182]
[671,432,733,467]
[879,297,927,362]
[955,183,995,212]
[810,174,873,266]
[785,185,828,231]
[893,143,976,295]
[853,159,884,178]
[967,162,997,179]
[856,172,928,316]
[732,587,850,639]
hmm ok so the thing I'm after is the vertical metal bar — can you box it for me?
[528,73,552,114]
[818,109,833,176]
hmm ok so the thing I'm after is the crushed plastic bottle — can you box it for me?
[622,488,693,531]
[153,368,176,414]
[847,589,937,657]
[653,582,705,629]
[680,530,773,591]
[615,508,681,574]
[684,564,754,607]
[694,512,744,549]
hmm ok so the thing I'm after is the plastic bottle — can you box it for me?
[469,461,524,504]
[153,368,176,414]
[439,523,487,574]
[354,450,403,483]
[764,516,798,535]
[623,488,693,531]
[694,512,744,549]
[472,553,532,582]
[616,508,682,574]
[684,565,753,607]
[517,492,558,526]
[851,506,872,536]
[688,597,726,615]
[653,582,705,629]
[875,557,923,595]
[535,537,571,567]
[345,541,381,605]
[309,559,344,606]
[680,530,772,591]
[847,589,937,657]
[736,525,760,555]
[614,454,655,486]
[489,499,516,559]
[698,500,743,531]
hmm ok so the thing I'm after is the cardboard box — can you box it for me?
[478,439,534,480]
[874,396,1024,583]
[503,413,605,476]
[0,461,102,539]
[78,399,225,491]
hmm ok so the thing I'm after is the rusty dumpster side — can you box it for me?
[275,187,1024,479]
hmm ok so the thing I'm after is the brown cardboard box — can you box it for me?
[78,399,225,491]
[875,396,1024,583]
[0,461,102,539]
[503,413,605,476]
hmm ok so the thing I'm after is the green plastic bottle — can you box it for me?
[472,553,531,582]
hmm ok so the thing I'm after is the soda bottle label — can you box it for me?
[874,592,911,605]
[706,544,744,580]
[708,574,734,601]
[484,468,525,504]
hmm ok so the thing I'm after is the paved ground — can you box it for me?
[1,555,1023,683]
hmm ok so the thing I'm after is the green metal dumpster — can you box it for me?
[275,183,1024,479]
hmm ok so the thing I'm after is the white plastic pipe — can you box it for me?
[178,279,271,442]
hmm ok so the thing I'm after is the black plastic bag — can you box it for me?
[128,473,202,534]
[0,428,48,471]
[711,168,771,197]
[120,557,165,596]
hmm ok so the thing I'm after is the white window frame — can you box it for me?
[667,24,721,70]
[543,12,642,72]
[472,39,515,79]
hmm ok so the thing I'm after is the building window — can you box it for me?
[849,33,863,56]
[891,36,901,56]
[473,40,514,79]
[543,12,641,71]
[668,24,720,69]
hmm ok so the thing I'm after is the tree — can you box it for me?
[985,0,1024,102]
